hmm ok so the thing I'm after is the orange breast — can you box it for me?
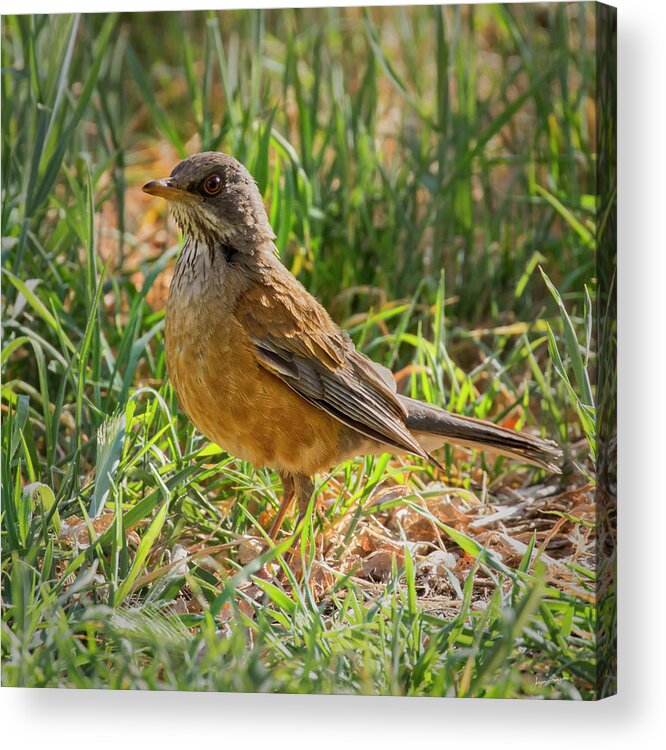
[165,303,342,477]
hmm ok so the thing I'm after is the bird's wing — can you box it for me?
[235,272,427,459]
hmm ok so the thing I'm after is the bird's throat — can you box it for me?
[172,237,218,293]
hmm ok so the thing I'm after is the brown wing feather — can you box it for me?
[235,266,427,459]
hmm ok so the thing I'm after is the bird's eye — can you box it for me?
[203,174,223,196]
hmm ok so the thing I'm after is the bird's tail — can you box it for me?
[400,396,562,473]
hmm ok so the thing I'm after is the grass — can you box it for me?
[2,4,605,697]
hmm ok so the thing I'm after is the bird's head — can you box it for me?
[142,152,274,250]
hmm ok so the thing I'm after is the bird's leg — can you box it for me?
[293,475,315,533]
[268,472,295,540]
[265,474,316,580]
[279,475,315,579]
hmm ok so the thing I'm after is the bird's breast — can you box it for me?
[165,254,343,476]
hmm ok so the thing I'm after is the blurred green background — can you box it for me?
[3,4,596,317]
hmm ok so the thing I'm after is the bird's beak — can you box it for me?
[142,178,200,202]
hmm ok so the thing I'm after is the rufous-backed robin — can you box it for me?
[143,152,561,539]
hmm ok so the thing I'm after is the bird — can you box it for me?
[143,151,562,540]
